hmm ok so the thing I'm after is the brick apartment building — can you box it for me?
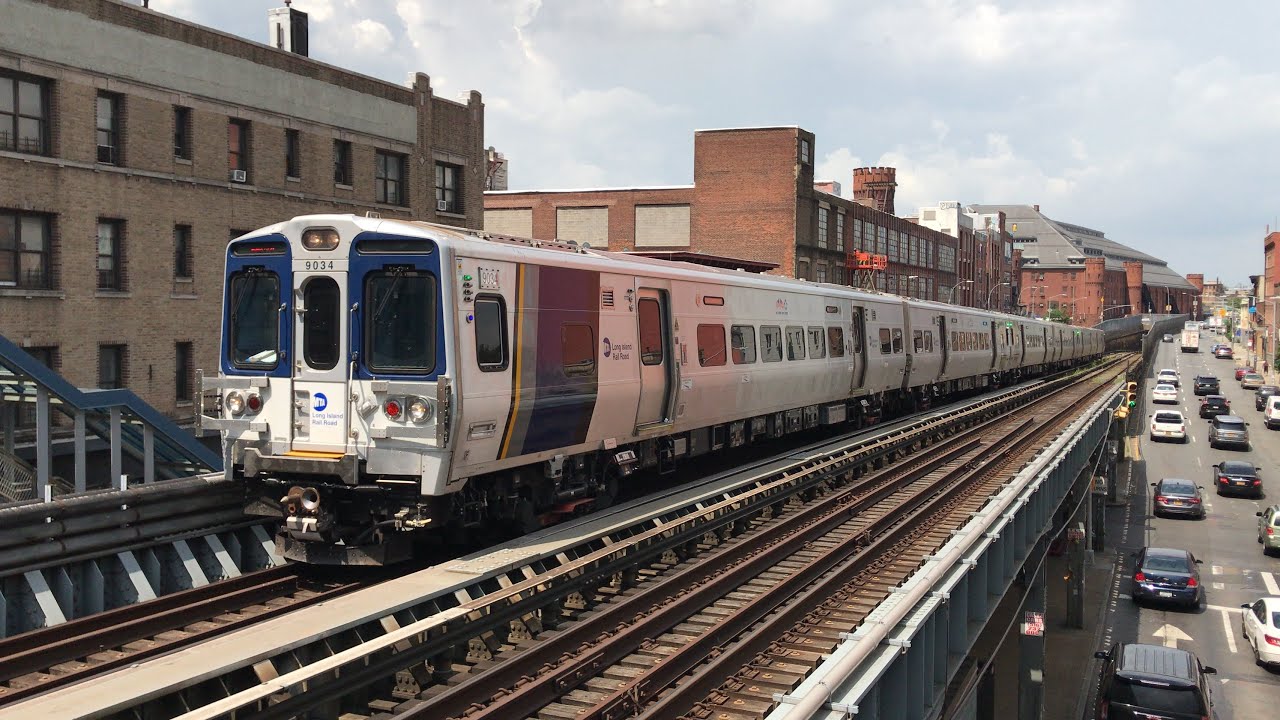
[484,127,973,306]
[0,0,484,420]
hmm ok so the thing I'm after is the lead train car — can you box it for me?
[200,215,1104,564]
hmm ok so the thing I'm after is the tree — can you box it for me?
[1048,308,1070,323]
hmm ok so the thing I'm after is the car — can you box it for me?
[1192,375,1220,395]
[1212,460,1262,497]
[1254,385,1280,410]
[1162,333,1174,343]
[1093,643,1216,720]
[1151,478,1204,518]
[1130,547,1204,608]
[1215,345,1234,359]
[1242,372,1265,389]
[1198,394,1230,418]
[1266,396,1280,429]
[1236,366,1256,382]
[1207,414,1249,449]
[1260,505,1280,556]
[1241,597,1280,666]
[1149,410,1187,442]
[1156,368,1180,387]
[1151,383,1178,404]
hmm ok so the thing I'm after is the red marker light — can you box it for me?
[384,399,402,419]
[246,394,262,412]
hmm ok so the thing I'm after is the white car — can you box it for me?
[1152,383,1178,404]
[1157,369,1180,387]
[1241,597,1280,666]
[1149,410,1187,442]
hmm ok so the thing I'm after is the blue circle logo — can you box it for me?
[602,337,611,358]
[313,393,328,412]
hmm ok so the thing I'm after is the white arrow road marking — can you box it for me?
[1220,609,1237,653]
[1212,565,1223,575]
[1264,571,1280,596]
[1152,624,1193,649]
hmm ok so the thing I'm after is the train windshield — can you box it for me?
[229,270,280,368]
[365,269,436,374]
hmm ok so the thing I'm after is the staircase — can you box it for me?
[0,446,36,503]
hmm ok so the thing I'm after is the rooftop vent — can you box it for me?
[268,3,309,57]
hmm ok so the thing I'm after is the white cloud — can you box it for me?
[350,18,393,52]
[815,147,865,198]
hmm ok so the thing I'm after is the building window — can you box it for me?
[436,162,460,213]
[174,224,192,279]
[835,213,845,252]
[99,344,125,389]
[0,211,51,289]
[333,140,352,185]
[376,151,406,206]
[0,71,50,155]
[96,92,121,164]
[175,341,193,402]
[816,264,827,283]
[228,119,250,179]
[285,129,301,179]
[878,226,887,255]
[97,219,123,290]
[817,207,828,249]
[799,138,811,165]
[173,106,191,160]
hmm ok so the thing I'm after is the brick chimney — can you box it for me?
[852,167,897,215]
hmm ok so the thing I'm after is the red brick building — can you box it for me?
[485,127,962,303]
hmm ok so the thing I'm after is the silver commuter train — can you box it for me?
[199,214,1104,564]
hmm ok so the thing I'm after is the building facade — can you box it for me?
[0,0,484,419]
[484,127,962,304]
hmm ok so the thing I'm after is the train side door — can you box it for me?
[291,266,348,452]
[636,287,673,427]
[989,323,999,370]
[851,306,868,391]
[938,315,949,375]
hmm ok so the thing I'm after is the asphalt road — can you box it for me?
[1093,334,1280,719]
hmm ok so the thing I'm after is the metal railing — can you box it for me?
[0,447,35,503]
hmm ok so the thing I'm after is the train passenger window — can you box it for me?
[562,323,595,377]
[302,277,341,370]
[807,327,826,359]
[951,331,958,352]
[913,330,924,353]
[474,296,507,371]
[365,271,436,373]
[891,329,903,354]
[697,324,727,367]
[638,298,664,366]
[786,327,806,360]
[229,271,280,369]
[879,328,892,354]
[761,326,783,362]
[925,332,933,353]
[827,327,845,357]
[731,325,756,364]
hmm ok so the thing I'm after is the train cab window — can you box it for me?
[229,271,280,369]
[761,326,783,362]
[913,330,924,353]
[638,298,664,366]
[892,329,903,354]
[562,323,595,377]
[697,324,727,367]
[786,327,806,361]
[827,327,845,357]
[925,332,934,353]
[731,325,756,364]
[879,328,892,354]
[807,327,826,359]
[850,320,862,353]
[474,296,508,371]
[365,271,436,374]
[302,277,341,370]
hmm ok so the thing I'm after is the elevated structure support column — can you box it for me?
[35,387,50,498]
[1018,562,1046,720]
[74,411,86,493]
[110,406,123,487]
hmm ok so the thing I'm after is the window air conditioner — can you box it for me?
[437,200,449,212]
[231,170,247,183]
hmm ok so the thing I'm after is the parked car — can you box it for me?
[1236,366,1256,381]
[1162,333,1174,343]
[1207,414,1249,449]
[1093,643,1216,720]
[1215,345,1234,359]
[1199,395,1230,418]
[1152,384,1179,405]
[1259,505,1280,556]
[1266,396,1280,429]
[1242,372,1265,389]
[1151,478,1205,518]
[1212,460,1262,497]
[1254,385,1280,410]
[1130,547,1204,608]
[1157,368,1180,387]
[1193,375,1220,395]
[1240,597,1280,667]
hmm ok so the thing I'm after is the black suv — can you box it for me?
[1193,375,1220,395]
[1198,395,1230,418]
[1256,385,1280,410]
[1094,643,1216,720]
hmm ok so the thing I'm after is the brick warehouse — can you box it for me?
[0,0,484,420]
[484,126,1011,309]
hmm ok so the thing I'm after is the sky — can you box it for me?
[149,0,1279,286]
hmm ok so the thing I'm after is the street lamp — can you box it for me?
[947,279,974,305]
[987,281,1010,310]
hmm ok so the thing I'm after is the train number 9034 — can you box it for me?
[304,260,335,271]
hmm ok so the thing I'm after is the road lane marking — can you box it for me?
[1207,603,1243,613]
[1213,582,1224,589]
[1212,565,1223,575]
[1196,457,1202,468]
[1264,571,1280,596]
[1221,609,1238,653]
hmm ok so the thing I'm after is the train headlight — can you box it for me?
[226,391,245,416]
[408,397,433,424]
[301,228,340,251]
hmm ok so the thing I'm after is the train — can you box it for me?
[198,214,1105,565]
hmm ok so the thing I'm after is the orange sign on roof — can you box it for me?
[850,252,888,270]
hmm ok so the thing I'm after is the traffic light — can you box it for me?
[1124,381,1138,409]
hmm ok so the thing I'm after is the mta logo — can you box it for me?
[602,338,611,358]
[313,393,328,412]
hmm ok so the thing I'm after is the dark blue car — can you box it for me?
[1131,547,1203,608]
